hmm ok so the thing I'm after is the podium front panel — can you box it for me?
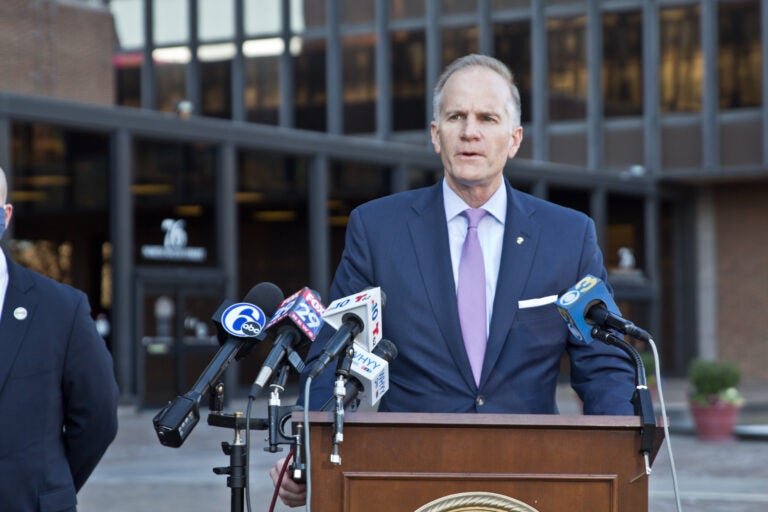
[302,412,652,512]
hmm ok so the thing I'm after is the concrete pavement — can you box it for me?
[76,378,768,511]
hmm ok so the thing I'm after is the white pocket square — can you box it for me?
[518,295,558,309]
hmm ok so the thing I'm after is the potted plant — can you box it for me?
[688,358,745,441]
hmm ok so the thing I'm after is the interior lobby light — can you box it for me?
[9,190,48,203]
[132,184,175,195]
[253,210,296,222]
[152,46,192,64]
[173,205,203,217]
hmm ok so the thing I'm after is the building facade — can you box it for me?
[0,0,765,405]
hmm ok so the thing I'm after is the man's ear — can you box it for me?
[430,121,441,154]
[507,126,524,159]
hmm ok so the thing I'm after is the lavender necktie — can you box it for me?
[457,208,488,386]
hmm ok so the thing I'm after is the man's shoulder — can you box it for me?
[8,258,86,303]
[355,184,436,215]
[510,186,590,225]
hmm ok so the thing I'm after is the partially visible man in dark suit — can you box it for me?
[0,166,119,511]
[272,54,635,507]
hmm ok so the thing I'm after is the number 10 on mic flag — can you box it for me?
[322,287,383,352]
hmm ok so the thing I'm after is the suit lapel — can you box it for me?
[408,183,477,390]
[0,259,38,397]
[481,183,541,385]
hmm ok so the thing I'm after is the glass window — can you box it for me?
[442,26,478,69]
[133,139,217,267]
[245,0,280,35]
[606,194,645,277]
[154,0,189,46]
[548,15,587,121]
[115,52,143,108]
[302,0,325,30]
[660,6,701,112]
[199,0,234,41]
[201,57,232,119]
[494,21,532,124]
[492,0,529,10]
[294,39,327,131]
[390,0,424,20]
[441,0,476,15]
[392,30,426,132]
[603,10,643,117]
[719,0,761,109]
[341,0,374,24]
[237,150,309,293]
[329,160,391,266]
[343,34,376,134]
[11,123,110,212]
[110,0,145,50]
[10,122,111,320]
[245,54,280,124]
[153,54,188,113]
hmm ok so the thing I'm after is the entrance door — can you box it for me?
[135,269,227,408]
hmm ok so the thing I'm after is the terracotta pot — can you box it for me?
[689,401,740,441]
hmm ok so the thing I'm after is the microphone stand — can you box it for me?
[591,326,657,478]
[206,375,298,512]
[330,343,355,465]
[207,383,268,512]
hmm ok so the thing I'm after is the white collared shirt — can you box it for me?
[0,251,8,323]
[443,179,507,332]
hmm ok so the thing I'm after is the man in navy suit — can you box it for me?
[272,54,635,506]
[0,167,119,511]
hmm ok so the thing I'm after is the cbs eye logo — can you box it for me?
[557,275,598,307]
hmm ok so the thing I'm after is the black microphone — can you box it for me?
[556,274,650,343]
[308,287,384,379]
[587,307,651,342]
[249,287,325,398]
[152,282,284,448]
[321,338,399,411]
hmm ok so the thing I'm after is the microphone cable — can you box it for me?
[648,337,684,512]
[268,448,295,512]
[303,376,314,512]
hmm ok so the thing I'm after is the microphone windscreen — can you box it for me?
[244,282,284,318]
[373,338,398,362]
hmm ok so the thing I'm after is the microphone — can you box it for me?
[307,287,384,379]
[152,282,284,448]
[321,338,398,411]
[556,274,650,343]
[250,287,325,398]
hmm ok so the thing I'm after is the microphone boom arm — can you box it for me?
[591,326,657,477]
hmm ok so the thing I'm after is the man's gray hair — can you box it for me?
[0,166,7,205]
[432,54,522,129]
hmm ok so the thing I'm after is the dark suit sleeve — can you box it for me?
[566,217,636,415]
[301,207,378,409]
[61,293,119,491]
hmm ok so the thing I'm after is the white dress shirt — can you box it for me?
[443,179,507,333]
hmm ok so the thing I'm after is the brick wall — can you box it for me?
[715,182,768,380]
[0,0,116,105]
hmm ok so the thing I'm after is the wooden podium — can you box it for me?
[301,411,662,512]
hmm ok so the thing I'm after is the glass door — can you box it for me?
[135,270,226,407]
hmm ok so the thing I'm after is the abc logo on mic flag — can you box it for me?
[220,302,267,337]
[323,287,383,352]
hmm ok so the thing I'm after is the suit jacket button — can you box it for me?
[475,396,485,407]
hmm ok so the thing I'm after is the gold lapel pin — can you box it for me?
[516,236,524,245]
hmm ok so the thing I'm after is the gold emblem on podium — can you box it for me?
[415,491,541,512]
